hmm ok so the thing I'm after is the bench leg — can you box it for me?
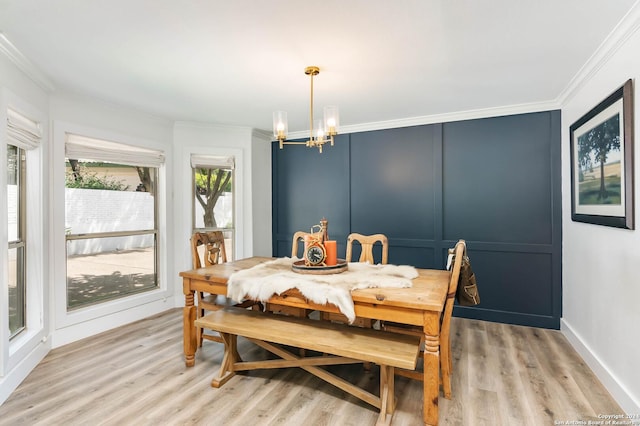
[377,365,394,426]
[211,333,238,388]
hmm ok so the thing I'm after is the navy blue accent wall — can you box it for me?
[272,110,562,329]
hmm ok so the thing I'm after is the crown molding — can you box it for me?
[251,128,272,141]
[0,33,55,93]
[174,120,254,132]
[557,0,640,106]
[340,100,561,134]
[281,99,560,141]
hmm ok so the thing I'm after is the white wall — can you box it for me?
[560,6,640,414]
[251,129,274,256]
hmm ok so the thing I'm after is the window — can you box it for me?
[7,144,25,338]
[191,155,235,260]
[6,107,41,339]
[65,134,164,310]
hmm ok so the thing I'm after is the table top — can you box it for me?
[180,256,451,313]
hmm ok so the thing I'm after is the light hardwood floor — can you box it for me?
[0,309,623,426]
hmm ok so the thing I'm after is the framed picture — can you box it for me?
[570,79,635,229]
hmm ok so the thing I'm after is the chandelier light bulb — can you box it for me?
[272,111,288,141]
[315,119,325,140]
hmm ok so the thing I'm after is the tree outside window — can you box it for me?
[194,167,232,229]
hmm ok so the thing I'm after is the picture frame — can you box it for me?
[570,79,635,229]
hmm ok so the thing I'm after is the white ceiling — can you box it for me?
[0,0,637,134]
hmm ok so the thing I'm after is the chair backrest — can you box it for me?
[345,233,388,264]
[291,231,322,258]
[441,240,466,335]
[190,231,228,269]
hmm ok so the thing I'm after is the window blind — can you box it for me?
[190,154,235,169]
[65,133,165,167]
[7,108,42,150]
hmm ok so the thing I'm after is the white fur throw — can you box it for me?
[227,257,418,323]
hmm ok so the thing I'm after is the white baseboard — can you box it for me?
[52,298,174,348]
[0,340,50,406]
[561,318,640,414]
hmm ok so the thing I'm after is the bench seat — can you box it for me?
[195,307,422,425]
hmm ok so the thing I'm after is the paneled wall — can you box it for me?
[272,110,562,328]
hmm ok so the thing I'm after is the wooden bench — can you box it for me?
[195,307,422,425]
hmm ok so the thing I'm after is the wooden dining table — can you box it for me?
[180,256,450,426]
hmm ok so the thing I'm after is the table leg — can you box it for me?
[423,312,440,426]
[183,280,197,367]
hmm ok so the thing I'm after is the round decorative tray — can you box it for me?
[292,259,348,275]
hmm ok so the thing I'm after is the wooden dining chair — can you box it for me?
[191,231,259,346]
[265,231,322,320]
[191,231,227,346]
[290,230,321,259]
[322,233,389,327]
[191,231,227,269]
[381,239,466,399]
[345,233,388,265]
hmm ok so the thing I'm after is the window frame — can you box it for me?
[64,149,160,311]
[52,121,170,334]
[191,156,236,261]
[1,93,48,378]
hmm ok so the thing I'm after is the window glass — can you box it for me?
[65,162,155,233]
[8,247,25,335]
[7,145,18,240]
[66,235,157,309]
[7,144,25,337]
[193,165,234,260]
[65,158,159,310]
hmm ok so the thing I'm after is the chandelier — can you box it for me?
[272,66,339,153]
